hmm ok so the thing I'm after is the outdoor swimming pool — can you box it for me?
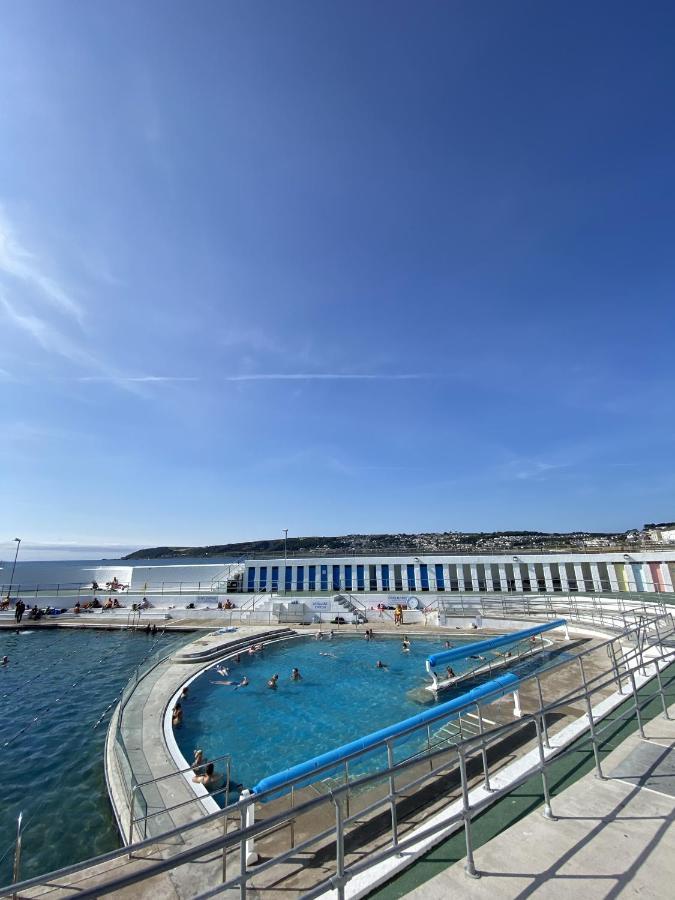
[0,627,193,884]
[175,632,569,798]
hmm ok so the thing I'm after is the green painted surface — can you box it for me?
[370,665,675,899]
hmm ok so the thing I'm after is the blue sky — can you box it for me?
[2,1,675,558]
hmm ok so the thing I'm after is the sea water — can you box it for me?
[0,628,193,884]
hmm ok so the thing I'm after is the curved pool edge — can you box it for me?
[103,625,303,845]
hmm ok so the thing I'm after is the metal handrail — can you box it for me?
[2,613,673,899]
[128,751,233,842]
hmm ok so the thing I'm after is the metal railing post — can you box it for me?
[343,760,350,818]
[534,716,556,821]
[534,675,550,749]
[628,670,645,738]
[12,811,23,897]
[609,640,623,693]
[457,747,480,878]
[653,660,671,720]
[128,787,136,854]
[238,799,247,900]
[583,686,604,779]
[427,724,434,772]
[386,741,399,848]
[333,796,346,900]
[475,704,492,792]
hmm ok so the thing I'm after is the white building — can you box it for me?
[243,550,675,595]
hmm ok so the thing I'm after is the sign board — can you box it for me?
[310,599,330,611]
[387,595,420,607]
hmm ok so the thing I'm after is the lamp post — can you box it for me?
[7,538,21,600]
[283,529,288,563]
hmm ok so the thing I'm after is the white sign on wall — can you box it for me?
[310,600,330,611]
[387,595,420,606]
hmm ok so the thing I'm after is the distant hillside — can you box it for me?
[121,527,654,560]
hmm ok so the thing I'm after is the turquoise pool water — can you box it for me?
[175,633,568,798]
[0,627,193,885]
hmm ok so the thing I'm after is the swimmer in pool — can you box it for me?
[192,762,219,788]
[444,640,451,648]
[290,667,302,681]
[446,666,456,678]
[267,673,279,689]
[212,675,249,688]
[1,656,8,666]
[216,665,229,677]
[375,660,388,669]
[402,637,411,652]
[172,703,183,726]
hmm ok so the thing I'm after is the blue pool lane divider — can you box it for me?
[252,670,524,799]
[426,618,569,676]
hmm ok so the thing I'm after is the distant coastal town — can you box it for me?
[123,522,675,560]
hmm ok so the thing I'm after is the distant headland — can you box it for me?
[122,523,675,560]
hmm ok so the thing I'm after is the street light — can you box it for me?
[283,529,288,563]
[7,538,21,600]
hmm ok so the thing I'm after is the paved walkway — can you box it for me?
[404,709,675,899]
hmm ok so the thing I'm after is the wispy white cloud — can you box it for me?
[0,294,189,395]
[0,213,195,395]
[0,294,96,368]
[223,373,430,382]
[500,459,572,481]
[0,211,83,322]
[78,375,199,383]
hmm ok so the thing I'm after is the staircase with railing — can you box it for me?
[210,557,247,592]
[333,593,369,623]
